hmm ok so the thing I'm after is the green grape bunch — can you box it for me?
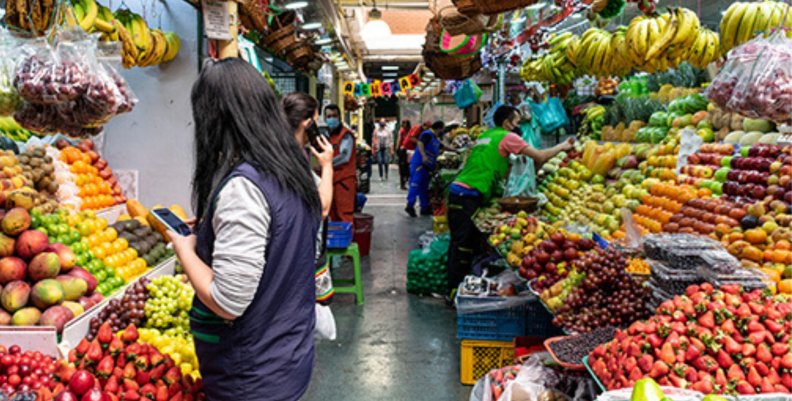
[144,275,195,336]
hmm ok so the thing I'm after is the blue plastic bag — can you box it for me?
[453,79,482,109]
[530,97,569,134]
[483,101,503,128]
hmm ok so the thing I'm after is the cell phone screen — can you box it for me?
[152,208,192,236]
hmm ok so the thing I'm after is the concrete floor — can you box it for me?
[302,167,470,401]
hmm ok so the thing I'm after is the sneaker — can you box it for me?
[405,207,417,218]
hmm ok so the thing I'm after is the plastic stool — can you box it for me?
[327,243,364,305]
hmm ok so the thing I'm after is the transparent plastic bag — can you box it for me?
[14,38,88,105]
[707,31,792,123]
[0,34,21,116]
[314,304,336,341]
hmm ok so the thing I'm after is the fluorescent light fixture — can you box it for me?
[382,73,398,77]
[425,72,434,77]
[302,22,323,30]
[284,1,308,9]
[381,66,399,71]
[316,37,333,45]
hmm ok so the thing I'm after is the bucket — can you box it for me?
[353,213,374,257]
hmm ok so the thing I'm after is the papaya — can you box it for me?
[146,204,170,242]
[126,199,149,219]
[170,204,188,220]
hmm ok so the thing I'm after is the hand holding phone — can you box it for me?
[152,208,193,236]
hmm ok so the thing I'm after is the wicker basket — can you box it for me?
[497,196,539,214]
[423,49,482,80]
[263,11,297,55]
[238,0,269,32]
[285,41,313,67]
[438,6,500,36]
[473,0,541,15]
[452,0,481,15]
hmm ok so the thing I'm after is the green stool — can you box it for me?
[327,242,364,305]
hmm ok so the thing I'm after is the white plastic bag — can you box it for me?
[314,304,336,341]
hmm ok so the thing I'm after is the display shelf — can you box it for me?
[95,204,128,225]
[0,327,59,358]
[58,256,176,353]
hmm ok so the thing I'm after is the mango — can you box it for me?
[15,230,49,260]
[1,207,30,236]
[61,301,84,317]
[0,233,15,257]
[5,190,35,211]
[28,252,60,281]
[0,308,10,325]
[40,305,73,332]
[31,279,64,309]
[56,275,87,301]
[11,307,40,326]
[46,243,76,271]
[0,256,26,284]
[1,280,30,312]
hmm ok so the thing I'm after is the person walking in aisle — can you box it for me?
[446,105,574,294]
[167,58,321,401]
[396,119,412,190]
[324,104,357,224]
[405,121,444,217]
[373,119,393,181]
[281,92,337,312]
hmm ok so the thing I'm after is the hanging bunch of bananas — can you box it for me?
[5,0,57,35]
[575,27,631,77]
[686,28,720,69]
[625,7,707,73]
[70,0,181,69]
[520,32,579,85]
[720,1,792,53]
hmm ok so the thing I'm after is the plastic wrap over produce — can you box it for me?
[456,270,536,315]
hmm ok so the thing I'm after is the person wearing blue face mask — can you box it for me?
[324,104,357,224]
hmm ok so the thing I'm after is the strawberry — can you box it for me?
[638,354,654,373]
[623,357,637,373]
[136,371,151,386]
[76,338,90,358]
[748,366,762,387]
[135,355,150,370]
[721,336,742,354]
[649,361,670,379]
[123,325,140,343]
[765,319,784,335]
[155,386,168,401]
[113,367,124,381]
[167,382,183,397]
[773,384,790,393]
[749,303,765,315]
[783,373,792,389]
[765,306,783,321]
[721,283,741,294]
[783,354,792,369]
[107,394,119,401]
[105,376,120,393]
[686,285,701,297]
[126,344,143,360]
[109,337,125,357]
[647,334,663,348]
[117,352,127,369]
[747,320,766,333]
[123,362,137,380]
[693,356,718,373]
[183,395,194,401]
[122,390,141,401]
[716,349,734,369]
[772,342,789,356]
[742,343,757,357]
[768,368,781,385]
[748,331,766,345]
[698,311,715,329]
[628,367,643,381]
[736,304,752,318]
[672,310,687,322]
[715,368,727,388]
[720,319,737,335]
[68,349,78,363]
[658,343,676,365]
[97,355,115,378]
[669,374,688,389]
[736,380,756,395]
[149,365,165,382]
[761,378,776,393]
[150,353,165,367]
[124,379,140,392]
[727,364,745,381]
[98,322,114,346]
[690,380,713,394]
[701,283,714,294]
[87,339,103,364]
[54,361,77,383]
[755,362,770,376]
[164,367,181,385]
[169,394,182,401]
[141,383,156,400]
[757,343,773,363]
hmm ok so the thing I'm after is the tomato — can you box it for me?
[8,374,20,386]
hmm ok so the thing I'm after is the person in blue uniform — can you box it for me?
[405,121,444,217]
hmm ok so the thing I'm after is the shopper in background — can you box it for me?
[281,92,336,310]
[446,105,574,295]
[168,58,320,401]
[325,104,357,224]
[406,120,444,218]
[373,119,393,181]
[396,119,412,190]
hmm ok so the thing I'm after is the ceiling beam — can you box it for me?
[337,0,431,10]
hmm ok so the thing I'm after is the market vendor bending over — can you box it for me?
[447,105,574,294]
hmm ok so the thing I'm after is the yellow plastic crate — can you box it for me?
[433,216,449,234]
[460,339,515,385]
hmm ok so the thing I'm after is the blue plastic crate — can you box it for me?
[456,296,563,341]
[524,300,565,337]
[327,222,353,249]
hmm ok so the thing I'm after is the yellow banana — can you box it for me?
[645,10,677,62]
[735,4,759,47]
[750,2,772,37]
[721,2,747,52]
[78,0,98,32]
[161,32,181,62]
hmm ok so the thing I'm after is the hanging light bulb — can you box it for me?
[361,1,392,42]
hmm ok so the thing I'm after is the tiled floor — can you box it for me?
[302,167,469,400]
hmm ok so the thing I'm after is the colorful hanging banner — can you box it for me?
[342,72,423,99]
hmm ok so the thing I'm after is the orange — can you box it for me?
[745,229,768,245]
[775,240,791,251]
[779,279,792,294]
[772,250,790,264]
[698,188,712,198]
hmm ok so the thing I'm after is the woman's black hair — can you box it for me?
[431,121,445,131]
[493,105,521,127]
[190,58,321,219]
[281,92,318,133]
[324,104,341,116]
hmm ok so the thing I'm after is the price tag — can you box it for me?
[202,0,233,40]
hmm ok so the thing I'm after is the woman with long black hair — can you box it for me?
[168,58,321,401]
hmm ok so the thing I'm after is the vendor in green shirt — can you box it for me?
[446,105,574,293]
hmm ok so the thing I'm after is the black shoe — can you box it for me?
[405,207,417,217]
[420,209,433,216]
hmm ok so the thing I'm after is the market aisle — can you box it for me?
[303,167,469,400]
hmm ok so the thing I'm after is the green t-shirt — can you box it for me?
[455,127,511,201]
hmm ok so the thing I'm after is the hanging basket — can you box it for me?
[238,0,269,32]
[452,0,481,15]
[439,30,487,57]
[263,10,297,55]
[438,6,501,36]
[471,0,541,15]
[285,41,313,67]
[423,50,482,80]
